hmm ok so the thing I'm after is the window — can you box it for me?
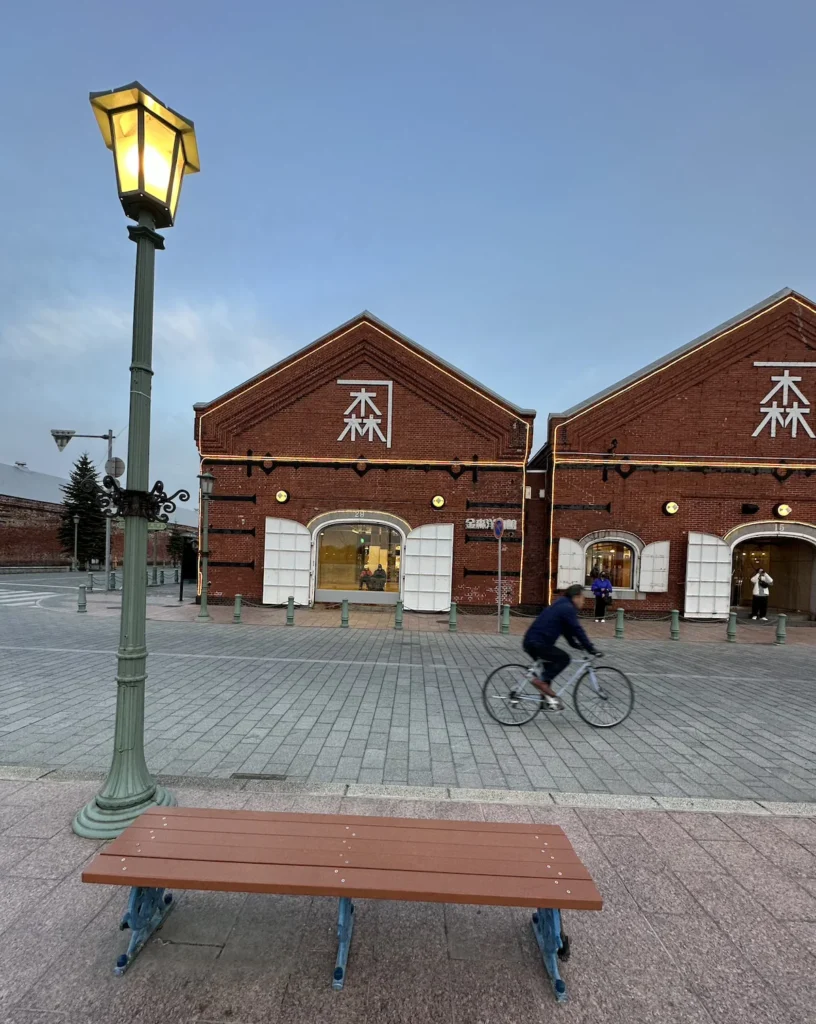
[317,524,401,593]
[585,541,634,588]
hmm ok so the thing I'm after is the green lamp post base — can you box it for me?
[73,783,176,840]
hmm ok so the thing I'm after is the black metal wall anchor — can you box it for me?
[100,477,191,522]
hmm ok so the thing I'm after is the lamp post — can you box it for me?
[72,514,80,571]
[197,472,214,622]
[73,82,199,840]
[51,428,117,587]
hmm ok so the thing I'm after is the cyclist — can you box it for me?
[523,584,602,711]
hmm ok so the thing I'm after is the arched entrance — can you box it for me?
[727,522,816,620]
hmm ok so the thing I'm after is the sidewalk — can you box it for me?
[1,770,815,1024]
[80,589,816,644]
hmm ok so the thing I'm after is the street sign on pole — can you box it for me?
[50,429,76,451]
[105,457,125,478]
[494,519,504,632]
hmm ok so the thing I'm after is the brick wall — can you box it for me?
[0,497,68,566]
[195,315,534,606]
[531,294,816,612]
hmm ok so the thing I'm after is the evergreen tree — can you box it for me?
[167,523,186,566]
[58,453,107,568]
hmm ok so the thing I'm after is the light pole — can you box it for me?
[73,82,199,840]
[197,472,214,622]
[72,514,80,571]
[51,428,117,587]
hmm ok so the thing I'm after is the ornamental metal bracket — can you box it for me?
[100,477,191,522]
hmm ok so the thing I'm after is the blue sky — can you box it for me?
[2,0,816,495]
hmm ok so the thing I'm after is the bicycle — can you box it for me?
[481,654,634,728]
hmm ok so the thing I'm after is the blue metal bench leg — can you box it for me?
[332,897,355,990]
[532,908,567,1002]
[115,886,175,975]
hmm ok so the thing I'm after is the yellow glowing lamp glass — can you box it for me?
[431,495,445,509]
[775,503,792,518]
[663,500,680,516]
[275,490,290,504]
[90,81,200,229]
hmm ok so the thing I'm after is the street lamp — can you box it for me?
[72,514,80,572]
[197,472,214,622]
[51,428,117,587]
[73,82,198,840]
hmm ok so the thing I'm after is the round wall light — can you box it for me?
[432,495,446,509]
[663,500,679,516]
[275,490,290,504]
[774,502,792,518]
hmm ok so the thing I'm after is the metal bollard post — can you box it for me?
[109,571,116,591]
[670,609,680,641]
[174,568,179,584]
[233,594,242,623]
[341,599,349,628]
[727,611,737,643]
[501,604,510,635]
[87,572,94,592]
[286,596,295,626]
[449,601,458,633]
[77,585,87,613]
[394,600,404,630]
[615,607,625,639]
[775,613,787,645]
[152,567,158,586]
[160,570,165,585]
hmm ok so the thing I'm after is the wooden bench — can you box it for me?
[82,805,603,1003]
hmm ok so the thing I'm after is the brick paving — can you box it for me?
[1,605,815,802]
[0,773,814,1024]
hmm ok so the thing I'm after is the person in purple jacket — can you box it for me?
[591,571,613,622]
[523,585,602,711]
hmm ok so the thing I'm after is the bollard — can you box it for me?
[449,601,458,633]
[394,600,404,630]
[615,607,625,639]
[146,569,150,587]
[501,604,510,635]
[77,585,87,613]
[152,567,158,586]
[286,596,295,626]
[87,572,94,593]
[174,568,179,584]
[341,599,349,628]
[109,571,116,591]
[775,613,787,645]
[160,570,165,585]
[670,609,680,641]
[233,594,242,623]
[727,611,737,643]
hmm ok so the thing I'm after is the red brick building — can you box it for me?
[194,312,535,609]
[524,288,816,620]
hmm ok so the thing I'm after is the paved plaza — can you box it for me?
[0,772,815,1024]
[1,595,815,803]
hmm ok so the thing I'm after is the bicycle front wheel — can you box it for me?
[482,664,541,726]
[573,666,634,728]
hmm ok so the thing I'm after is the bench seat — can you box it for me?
[83,805,602,1001]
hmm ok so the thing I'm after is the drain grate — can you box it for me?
[230,772,288,781]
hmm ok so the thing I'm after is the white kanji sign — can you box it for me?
[752,364,816,440]
[465,518,517,531]
[336,379,393,448]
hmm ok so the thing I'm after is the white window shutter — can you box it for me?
[639,540,670,592]
[403,523,454,612]
[684,532,731,619]
[556,538,584,590]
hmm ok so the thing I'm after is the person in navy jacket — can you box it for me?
[523,585,602,711]
[591,571,613,622]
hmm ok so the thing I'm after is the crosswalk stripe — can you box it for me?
[0,591,56,606]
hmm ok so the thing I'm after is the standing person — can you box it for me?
[591,571,613,622]
[750,568,773,621]
[523,585,602,711]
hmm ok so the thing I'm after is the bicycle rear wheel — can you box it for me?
[482,664,541,726]
[573,666,634,728]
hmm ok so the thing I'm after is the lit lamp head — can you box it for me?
[90,81,200,229]
[72,514,80,525]
[774,502,792,519]
[198,472,215,497]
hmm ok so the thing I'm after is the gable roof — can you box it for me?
[529,286,815,465]
[194,310,536,418]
